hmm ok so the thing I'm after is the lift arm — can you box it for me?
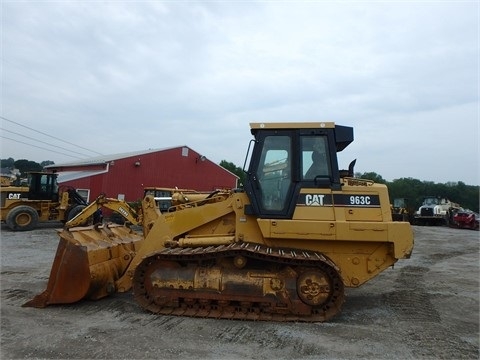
[65,194,141,228]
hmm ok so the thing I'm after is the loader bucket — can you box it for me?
[23,224,144,308]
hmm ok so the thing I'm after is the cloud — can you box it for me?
[1,1,478,185]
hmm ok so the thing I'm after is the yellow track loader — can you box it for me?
[24,122,414,322]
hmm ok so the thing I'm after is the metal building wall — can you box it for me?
[59,147,237,202]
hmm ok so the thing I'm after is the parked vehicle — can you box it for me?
[414,196,461,226]
[1,172,89,231]
[391,198,414,223]
[24,122,414,322]
[452,210,479,230]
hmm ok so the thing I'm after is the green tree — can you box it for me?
[13,159,42,175]
[387,178,479,213]
[219,160,245,187]
[41,160,55,167]
[388,177,426,211]
[0,157,15,169]
[359,172,387,184]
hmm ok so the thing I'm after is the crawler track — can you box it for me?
[133,242,344,322]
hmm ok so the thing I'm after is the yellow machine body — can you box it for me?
[25,122,414,322]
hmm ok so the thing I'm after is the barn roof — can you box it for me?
[57,170,107,183]
[45,146,183,168]
[47,145,239,183]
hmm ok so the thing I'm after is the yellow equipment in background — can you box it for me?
[391,198,413,223]
[1,172,91,231]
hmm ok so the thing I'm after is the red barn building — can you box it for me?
[46,146,238,202]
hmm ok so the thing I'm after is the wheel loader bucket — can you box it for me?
[23,224,144,308]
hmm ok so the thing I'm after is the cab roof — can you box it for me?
[249,122,354,152]
[250,122,335,129]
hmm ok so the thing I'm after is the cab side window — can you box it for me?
[301,136,330,180]
[40,174,48,193]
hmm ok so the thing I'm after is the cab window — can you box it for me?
[256,136,291,211]
[301,136,331,180]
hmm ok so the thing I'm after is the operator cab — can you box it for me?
[27,172,59,201]
[244,122,353,219]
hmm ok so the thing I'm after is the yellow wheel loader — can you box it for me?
[1,172,91,231]
[24,122,414,322]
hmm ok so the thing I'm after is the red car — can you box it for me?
[453,211,479,230]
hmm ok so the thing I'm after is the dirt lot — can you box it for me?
[1,224,479,359]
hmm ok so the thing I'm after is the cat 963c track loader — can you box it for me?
[24,122,414,322]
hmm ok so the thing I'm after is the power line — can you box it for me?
[1,136,84,159]
[0,116,104,156]
[1,128,93,158]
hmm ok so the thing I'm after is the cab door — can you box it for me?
[28,173,59,201]
[245,130,296,219]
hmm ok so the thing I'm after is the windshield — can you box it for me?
[424,198,439,205]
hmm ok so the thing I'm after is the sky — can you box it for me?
[1,1,479,185]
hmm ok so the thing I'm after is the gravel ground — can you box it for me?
[1,223,479,360]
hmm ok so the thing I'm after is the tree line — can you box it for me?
[358,172,479,214]
[3,158,478,213]
[1,158,54,175]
